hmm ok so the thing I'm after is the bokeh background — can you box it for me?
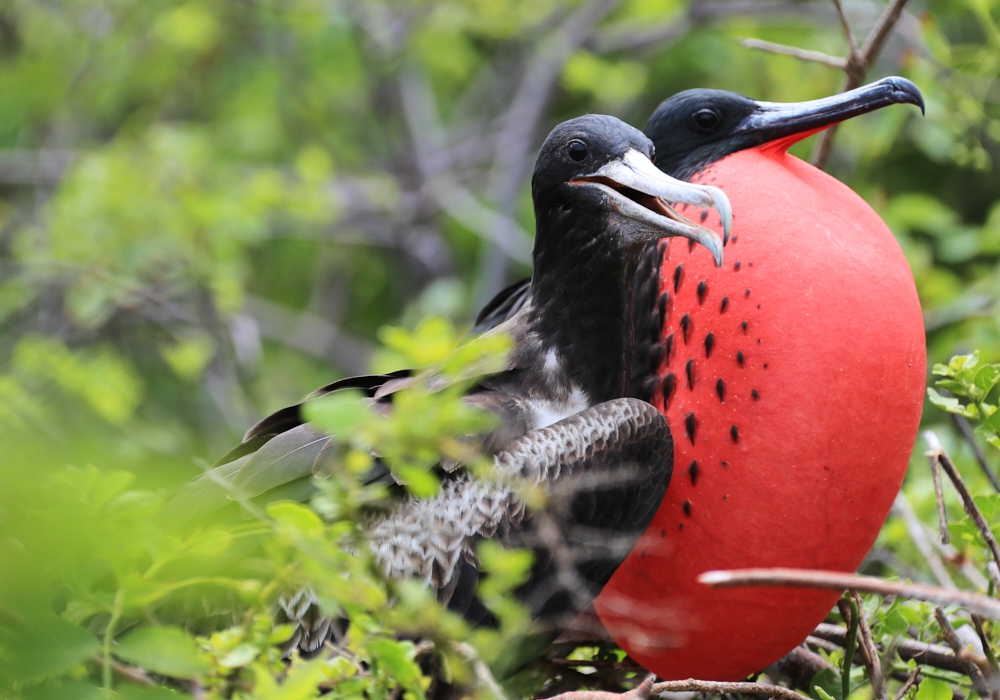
[4,0,1000,695]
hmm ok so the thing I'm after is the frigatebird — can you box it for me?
[472,78,926,681]
[160,115,732,674]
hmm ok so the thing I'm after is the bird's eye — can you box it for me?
[567,139,589,162]
[692,109,721,132]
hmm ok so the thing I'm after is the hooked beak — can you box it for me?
[736,76,924,146]
[571,149,731,267]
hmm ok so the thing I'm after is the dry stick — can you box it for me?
[952,412,1000,494]
[811,0,913,168]
[852,589,888,700]
[934,607,992,698]
[891,666,921,700]
[894,493,957,589]
[811,622,968,675]
[927,430,1000,588]
[928,448,952,545]
[700,568,1000,619]
[650,679,805,700]
[737,38,847,68]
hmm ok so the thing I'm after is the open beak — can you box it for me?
[736,76,924,146]
[572,149,731,267]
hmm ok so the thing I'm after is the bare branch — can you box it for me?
[650,679,806,700]
[935,607,992,698]
[952,412,1000,493]
[928,443,952,545]
[812,622,968,675]
[739,38,848,68]
[811,0,915,167]
[892,667,921,700]
[926,431,1000,587]
[700,568,1000,619]
[477,0,621,302]
[893,493,957,589]
[852,589,888,700]
[830,0,861,58]
[243,294,373,375]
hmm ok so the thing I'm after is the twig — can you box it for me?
[891,666,921,700]
[811,0,914,167]
[454,642,508,700]
[893,493,957,589]
[830,0,861,58]
[549,676,655,700]
[935,607,992,697]
[952,413,1000,494]
[90,654,156,686]
[649,679,805,700]
[852,590,888,700]
[928,447,952,545]
[927,431,1000,588]
[811,622,967,675]
[700,568,1000,619]
[738,38,847,68]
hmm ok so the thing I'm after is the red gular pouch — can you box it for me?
[593,136,926,681]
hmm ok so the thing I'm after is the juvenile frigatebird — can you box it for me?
[473,78,926,681]
[160,115,732,675]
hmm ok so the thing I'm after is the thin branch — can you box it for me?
[852,590,888,700]
[476,0,621,304]
[927,431,1000,587]
[454,642,509,700]
[935,607,992,698]
[893,493,957,589]
[700,568,1000,619]
[928,446,952,546]
[891,667,921,700]
[650,679,805,700]
[830,0,861,57]
[812,0,914,167]
[952,413,1000,494]
[739,38,848,68]
[812,622,968,675]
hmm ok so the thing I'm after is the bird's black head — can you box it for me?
[645,77,925,179]
[531,114,730,266]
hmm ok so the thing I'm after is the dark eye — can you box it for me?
[567,139,589,162]
[692,109,721,132]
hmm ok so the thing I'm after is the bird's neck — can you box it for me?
[524,214,640,405]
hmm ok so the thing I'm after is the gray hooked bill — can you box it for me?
[571,148,730,267]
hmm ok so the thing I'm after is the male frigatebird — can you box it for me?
[161,115,732,676]
[473,77,926,681]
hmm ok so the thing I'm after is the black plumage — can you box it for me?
[161,114,731,670]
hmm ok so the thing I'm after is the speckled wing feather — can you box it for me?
[366,397,672,638]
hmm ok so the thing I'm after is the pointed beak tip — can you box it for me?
[885,76,925,115]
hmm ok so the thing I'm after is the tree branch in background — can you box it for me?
[811,0,913,167]
[738,38,847,68]
[476,0,623,304]
[893,492,957,589]
[649,679,806,700]
[952,412,1000,494]
[852,590,888,700]
[928,439,952,545]
[736,0,915,168]
[934,607,993,698]
[926,430,1000,588]
[700,568,1000,619]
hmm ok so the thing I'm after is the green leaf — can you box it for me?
[368,639,425,698]
[915,678,953,700]
[393,465,440,498]
[115,626,210,679]
[0,614,101,683]
[303,390,369,436]
[266,500,324,536]
[810,668,843,700]
[928,388,963,413]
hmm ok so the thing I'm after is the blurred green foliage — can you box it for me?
[5,0,1000,697]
